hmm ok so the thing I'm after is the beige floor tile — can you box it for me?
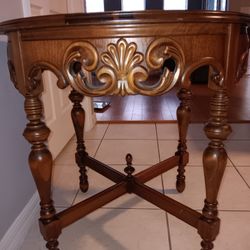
[55,139,101,165]
[226,141,250,166]
[74,165,163,209]
[159,140,206,165]
[168,211,250,250]
[156,123,179,140]
[237,167,250,187]
[85,123,109,140]
[187,123,207,140]
[162,167,250,210]
[95,140,159,165]
[156,123,207,140]
[104,124,157,140]
[163,167,205,210]
[22,209,170,250]
[228,123,250,140]
[52,164,79,207]
[159,140,232,166]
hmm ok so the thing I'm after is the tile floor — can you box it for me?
[21,123,250,250]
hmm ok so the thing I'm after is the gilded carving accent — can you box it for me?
[63,41,99,94]
[64,38,185,96]
[145,38,185,95]
[97,38,148,96]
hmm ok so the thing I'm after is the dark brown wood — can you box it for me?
[133,181,201,228]
[1,10,249,250]
[57,181,127,228]
[175,88,192,192]
[23,93,61,250]
[135,153,188,183]
[69,89,89,192]
[85,155,126,183]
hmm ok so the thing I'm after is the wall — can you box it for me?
[0,0,90,241]
[0,0,36,240]
[229,0,250,12]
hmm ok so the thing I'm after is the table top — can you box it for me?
[2,10,250,97]
[1,10,250,34]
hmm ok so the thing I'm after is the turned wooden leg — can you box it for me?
[69,89,89,193]
[175,88,191,193]
[198,86,231,250]
[23,93,61,250]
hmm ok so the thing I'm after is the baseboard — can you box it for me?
[0,191,39,250]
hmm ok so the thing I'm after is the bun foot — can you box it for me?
[176,178,185,193]
[201,240,214,250]
[80,180,89,193]
[46,240,59,250]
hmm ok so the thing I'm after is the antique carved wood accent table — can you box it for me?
[0,10,249,250]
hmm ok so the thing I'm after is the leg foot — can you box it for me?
[201,240,214,250]
[46,240,59,250]
[79,167,89,193]
[176,176,185,193]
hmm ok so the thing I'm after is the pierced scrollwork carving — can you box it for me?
[96,38,185,96]
[63,41,99,94]
[181,57,225,89]
[236,50,249,82]
[144,38,185,95]
[64,38,185,96]
[27,62,68,95]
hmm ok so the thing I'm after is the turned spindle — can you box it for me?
[175,88,192,193]
[23,93,61,249]
[198,77,231,250]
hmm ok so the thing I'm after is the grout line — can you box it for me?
[71,189,80,206]
[100,138,159,141]
[92,123,110,158]
[165,213,173,250]
[155,122,161,163]
[218,209,250,212]
[101,207,161,211]
[227,155,250,188]
[232,165,250,189]
[161,169,173,250]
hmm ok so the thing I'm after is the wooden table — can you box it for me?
[0,10,249,250]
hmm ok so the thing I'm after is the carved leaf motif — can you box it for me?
[97,38,148,96]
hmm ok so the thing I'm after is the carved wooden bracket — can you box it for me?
[63,38,185,96]
[8,37,226,97]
